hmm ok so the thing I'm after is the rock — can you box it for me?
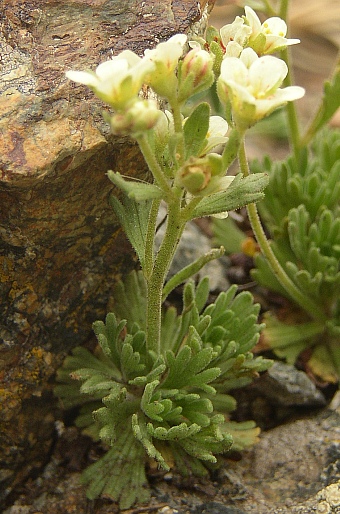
[0,0,214,505]
[229,409,340,513]
[192,502,247,514]
[253,361,327,407]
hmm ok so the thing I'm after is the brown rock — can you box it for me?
[0,0,214,505]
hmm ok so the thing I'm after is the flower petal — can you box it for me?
[244,6,262,34]
[249,56,287,97]
[65,70,99,87]
[261,17,287,38]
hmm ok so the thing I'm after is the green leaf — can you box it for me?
[221,128,241,170]
[302,64,340,143]
[108,171,163,201]
[81,428,150,509]
[111,271,147,331]
[178,419,233,462]
[191,173,269,219]
[110,195,151,268]
[194,276,211,313]
[55,346,121,409]
[162,343,220,393]
[120,342,142,376]
[162,247,225,301]
[183,102,210,158]
[140,380,164,421]
[132,413,170,470]
[147,421,202,440]
[263,312,324,347]
[93,312,126,368]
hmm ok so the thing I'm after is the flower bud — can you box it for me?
[178,48,214,102]
[176,154,224,196]
[109,99,161,136]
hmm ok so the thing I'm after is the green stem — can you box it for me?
[300,54,340,147]
[278,0,288,19]
[279,0,301,159]
[280,47,301,160]
[136,134,172,195]
[144,198,161,280]
[238,137,327,323]
[145,191,185,353]
[263,0,277,16]
[170,99,185,166]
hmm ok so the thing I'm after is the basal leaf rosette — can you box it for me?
[217,48,305,130]
[66,50,154,110]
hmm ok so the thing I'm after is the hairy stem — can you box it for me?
[136,134,172,195]
[145,190,185,353]
[171,99,186,166]
[239,137,327,323]
[144,198,161,279]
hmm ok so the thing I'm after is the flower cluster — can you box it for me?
[65,6,304,195]
[220,6,300,58]
[188,6,305,129]
[66,34,214,137]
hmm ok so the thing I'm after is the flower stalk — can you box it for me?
[238,136,327,324]
[145,192,185,353]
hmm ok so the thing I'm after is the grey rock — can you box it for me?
[192,502,247,514]
[254,361,327,406]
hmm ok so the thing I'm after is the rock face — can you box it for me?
[0,0,214,504]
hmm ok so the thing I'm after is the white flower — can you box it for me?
[220,16,252,58]
[144,34,187,99]
[244,6,300,54]
[203,116,229,153]
[145,34,187,68]
[217,48,305,128]
[66,50,154,110]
